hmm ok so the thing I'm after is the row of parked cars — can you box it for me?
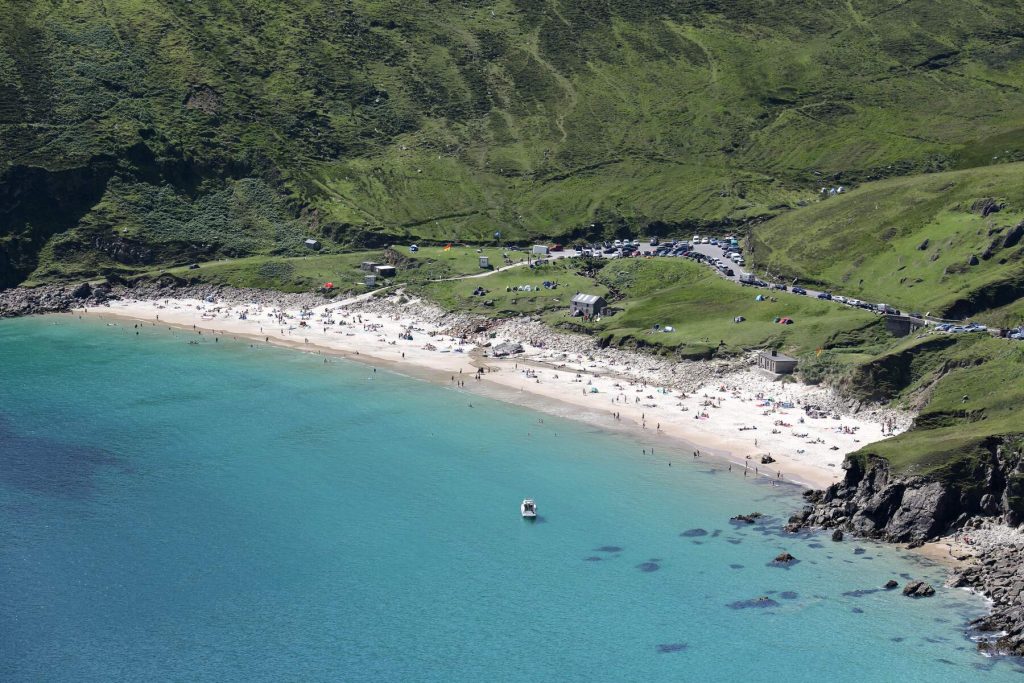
[935,322,988,334]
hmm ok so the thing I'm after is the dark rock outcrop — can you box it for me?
[831,529,844,542]
[971,197,1004,217]
[902,580,936,597]
[1002,221,1024,250]
[795,447,1024,657]
[954,544,1024,657]
[798,456,958,542]
[730,512,763,524]
[0,278,326,319]
[884,579,899,589]
[773,551,796,564]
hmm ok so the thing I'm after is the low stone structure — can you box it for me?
[885,314,926,337]
[757,350,797,374]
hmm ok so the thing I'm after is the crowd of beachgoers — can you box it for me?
[76,286,915,490]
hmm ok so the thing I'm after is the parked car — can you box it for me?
[817,292,832,300]
[792,286,807,295]
[409,244,419,252]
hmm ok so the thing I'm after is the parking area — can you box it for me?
[496,237,1008,337]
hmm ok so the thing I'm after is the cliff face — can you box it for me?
[791,445,1024,657]
[796,445,1023,543]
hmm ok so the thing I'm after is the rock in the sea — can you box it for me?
[731,512,763,524]
[832,529,844,542]
[773,551,796,564]
[902,580,935,597]
[885,579,899,590]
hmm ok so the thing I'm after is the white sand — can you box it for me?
[80,291,911,490]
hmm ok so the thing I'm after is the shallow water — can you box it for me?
[1,315,1021,681]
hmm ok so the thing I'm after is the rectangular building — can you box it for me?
[570,293,607,317]
[757,350,798,374]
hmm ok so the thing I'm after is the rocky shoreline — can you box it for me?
[788,453,1024,657]
[0,278,327,318]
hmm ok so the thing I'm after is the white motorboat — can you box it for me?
[521,499,537,518]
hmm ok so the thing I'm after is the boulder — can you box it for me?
[980,493,1000,516]
[71,282,92,299]
[884,579,899,590]
[968,254,980,266]
[730,512,762,524]
[972,197,1004,217]
[902,580,935,597]
[773,551,796,564]
[1002,221,1024,249]
[831,529,844,542]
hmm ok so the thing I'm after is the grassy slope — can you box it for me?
[6,0,1024,283]
[840,333,1024,479]
[585,259,882,358]
[130,245,511,293]
[420,256,884,358]
[748,163,1024,317]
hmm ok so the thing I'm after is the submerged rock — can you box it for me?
[885,579,899,590]
[728,596,780,609]
[656,643,688,653]
[832,529,844,542]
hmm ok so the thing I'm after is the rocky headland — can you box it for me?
[789,451,1024,657]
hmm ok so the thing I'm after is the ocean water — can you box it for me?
[1,315,1021,682]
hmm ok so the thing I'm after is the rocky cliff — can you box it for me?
[789,449,1024,657]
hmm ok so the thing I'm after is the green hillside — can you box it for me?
[6,0,1024,286]
[748,163,1024,318]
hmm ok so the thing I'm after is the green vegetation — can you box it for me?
[584,259,882,358]
[6,0,1024,487]
[840,334,1024,478]
[126,244,511,293]
[6,0,1024,287]
[419,258,602,317]
[749,163,1024,318]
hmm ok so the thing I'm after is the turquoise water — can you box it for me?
[1,316,1021,682]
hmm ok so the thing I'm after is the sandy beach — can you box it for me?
[78,290,912,490]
